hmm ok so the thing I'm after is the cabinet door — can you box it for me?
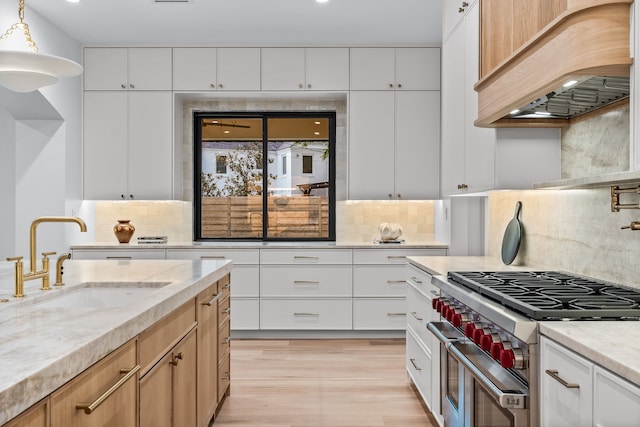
[395,91,440,199]
[173,330,197,427]
[84,48,128,90]
[352,298,406,330]
[261,48,305,91]
[51,340,137,427]
[127,91,173,199]
[540,336,593,427]
[197,283,219,427]
[305,48,350,90]
[395,48,441,90]
[350,48,395,90]
[173,47,217,91]
[127,48,173,91]
[4,398,49,427]
[83,91,128,199]
[139,351,173,427]
[463,2,495,193]
[217,48,261,91]
[348,91,395,199]
[406,328,433,408]
[593,366,640,427]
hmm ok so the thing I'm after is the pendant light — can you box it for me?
[0,0,82,92]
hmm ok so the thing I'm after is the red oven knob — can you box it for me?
[500,349,515,369]
[490,342,504,360]
[441,304,451,318]
[452,312,465,327]
[432,298,440,310]
[464,322,475,338]
[446,307,456,322]
[436,300,444,313]
[472,328,485,344]
[480,334,493,351]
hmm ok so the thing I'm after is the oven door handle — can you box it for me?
[448,343,528,410]
[427,321,466,345]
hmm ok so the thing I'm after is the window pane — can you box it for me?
[266,117,330,239]
[199,117,264,239]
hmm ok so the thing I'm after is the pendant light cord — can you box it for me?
[0,0,39,52]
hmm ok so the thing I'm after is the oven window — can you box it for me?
[446,352,459,409]
[474,381,514,427]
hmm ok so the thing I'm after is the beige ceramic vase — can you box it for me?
[113,219,135,244]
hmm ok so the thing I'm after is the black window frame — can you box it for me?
[194,111,336,242]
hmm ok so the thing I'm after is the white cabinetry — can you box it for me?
[172,47,261,91]
[71,248,166,260]
[83,91,173,200]
[261,48,349,91]
[349,90,440,200]
[540,336,640,427]
[350,48,440,91]
[84,48,172,91]
[442,0,475,41]
[405,263,442,425]
[166,248,260,330]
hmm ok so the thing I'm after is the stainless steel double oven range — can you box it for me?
[427,271,640,427]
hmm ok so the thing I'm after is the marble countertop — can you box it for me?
[408,256,640,386]
[70,240,449,250]
[0,259,232,425]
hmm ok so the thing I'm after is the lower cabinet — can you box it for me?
[217,274,232,402]
[4,399,49,427]
[540,336,640,427]
[260,298,353,329]
[406,328,432,406]
[51,339,138,427]
[196,280,220,427]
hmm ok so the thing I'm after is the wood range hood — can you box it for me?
[475,0,632,128]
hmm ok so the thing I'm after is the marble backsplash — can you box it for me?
[487,189,640,288]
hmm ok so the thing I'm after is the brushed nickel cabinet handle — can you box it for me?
[294,312,319,316]
[410,276,423,284]
[410,311,423,321]
[294,280,320,285]
[387,256,406,260]
[294,256,319,260]
[106,256,132,260]
[387,280,406,284]
[202,292,222,306]
[76,365,140,414]
[223,336,231,344]
[387,312,406,316]
[545,369,580,389]
[409,358,422,371]
[201,255,226,259]
[224,307,231,314]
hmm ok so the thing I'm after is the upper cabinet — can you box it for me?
[173,47,261,91]
[84,48,172,91]
[350,48,440,91]
[261,48,349,91]
[475,0,632,127]
[442,0,476,41]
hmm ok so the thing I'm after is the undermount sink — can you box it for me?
[32,282,170,309]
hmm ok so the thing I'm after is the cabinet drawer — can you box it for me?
[71,249,166,260]
[218,293,231,326]
[229,265,259,297]
[218,354,231,400]
[230,298,259,330]
[406,264,440,300]
[260,265,351,297]
[540,336,593,427]
[353,298,406,330]
[260,299,352,329]
[260,249,352,264]
[218,321,231,363]
[353,265,406,297]
[51,339,138,427]
[166,248,259,264]
[406,328,433,409]
[406,284,434,348]
[139,300,196,374]
[594,365,640,426]
[353,249,446,264]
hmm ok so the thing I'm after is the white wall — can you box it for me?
[0,2,83,259]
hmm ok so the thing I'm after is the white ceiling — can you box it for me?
[26,0,443,46]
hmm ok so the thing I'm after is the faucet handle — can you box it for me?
[6,256,23,262]
[42,251,57,258]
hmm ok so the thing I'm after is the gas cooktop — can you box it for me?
[447,271,640,320]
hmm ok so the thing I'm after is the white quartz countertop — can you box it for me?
[71,240,449,250]
[0,259,232,425]
[540,322,640,386]
[408,256,640,386]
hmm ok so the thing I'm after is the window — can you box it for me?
[302,155,313,174]
[216,155,227,174]
[194,112,336,241]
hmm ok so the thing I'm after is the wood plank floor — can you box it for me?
[213,339,437,427]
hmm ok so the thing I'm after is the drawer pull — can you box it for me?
[294,280,320,285]
[222,371,230,380]
[545,369,580,389]
[224,283,231,289]
[76,365,141,414]
[223,336,231,345]
[410,311,423,321]
[387,280,406,284]
[202,292,222,306]
[201,255,225,259]
[387,312,406,317]
[430,290,440,296]
[106,256,132,260]
[387,256,406,260]
[294,312,319,316]
[410,276,423,284]
[294,256,319,260]
[409,358,422,371]
[224,307,231,314]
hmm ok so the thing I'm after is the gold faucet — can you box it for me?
[6,216,87,296]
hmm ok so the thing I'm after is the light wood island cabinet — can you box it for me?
[196,280,221,427]
[3,398,49,427]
